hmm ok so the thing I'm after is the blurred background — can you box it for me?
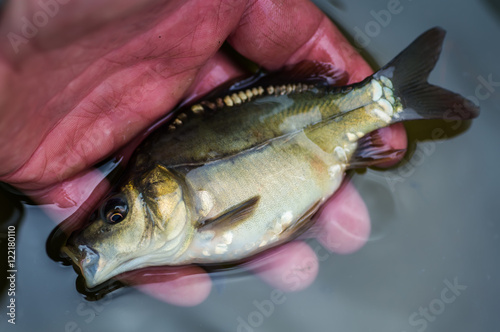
[1,0,499,331]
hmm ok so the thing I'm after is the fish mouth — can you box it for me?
[62,242,103,288]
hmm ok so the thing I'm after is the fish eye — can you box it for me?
[100,195,129,225]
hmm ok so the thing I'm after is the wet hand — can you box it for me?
[0,0,406,305]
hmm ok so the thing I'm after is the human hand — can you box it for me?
[0,0,406,305]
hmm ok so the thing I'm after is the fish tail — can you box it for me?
[348,28,479,168]
[374,27,479,122]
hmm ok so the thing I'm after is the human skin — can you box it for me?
[0,0,406,306]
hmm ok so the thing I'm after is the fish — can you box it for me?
[61,27,479,288]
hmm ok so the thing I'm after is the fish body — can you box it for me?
[62,28,478,288]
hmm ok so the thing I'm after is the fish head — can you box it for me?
[62,166,191,288]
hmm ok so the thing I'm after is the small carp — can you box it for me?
[62,27,478,288]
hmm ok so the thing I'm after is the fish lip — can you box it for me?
[61,243,81,266]
[62,242,102,288]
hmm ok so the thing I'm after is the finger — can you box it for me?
[121,266,212,306]
[30,168,111,226]
[228,0,371,77]
[181,51,246,104]
[375,123,408,167]
[316,181,371,254]
[249,241,319,292]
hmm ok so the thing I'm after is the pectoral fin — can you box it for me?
[197,196,260,232]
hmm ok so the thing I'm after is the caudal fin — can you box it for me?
[375,27,479,121]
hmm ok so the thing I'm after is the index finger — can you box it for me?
[228,0,371,80]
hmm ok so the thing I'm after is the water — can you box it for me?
[1,0,500,331]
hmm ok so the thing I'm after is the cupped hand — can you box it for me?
[0,0,406,305]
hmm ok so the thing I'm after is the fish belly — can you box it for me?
[176,130,347,263]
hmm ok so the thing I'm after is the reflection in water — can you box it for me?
[399,119,473,169]
[482,0,500,22]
